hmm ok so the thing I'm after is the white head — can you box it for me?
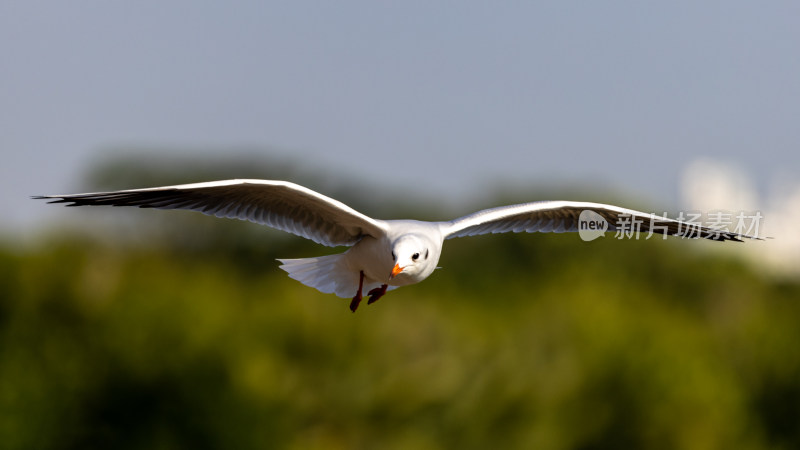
[389,234,438,282]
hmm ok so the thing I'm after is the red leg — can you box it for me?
[367,284,389,305]
[350,271,365,312]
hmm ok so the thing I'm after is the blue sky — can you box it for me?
[3,1,799,233]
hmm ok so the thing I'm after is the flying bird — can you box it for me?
[35,179,757,312]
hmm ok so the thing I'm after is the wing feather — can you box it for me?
[35,179,389,247]
[440,201,757,242]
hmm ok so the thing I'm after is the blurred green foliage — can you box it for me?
[3,158,799,449]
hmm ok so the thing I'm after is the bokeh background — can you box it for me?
[2,2,799,449]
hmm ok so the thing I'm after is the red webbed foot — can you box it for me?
[367,284,389,305]
[350,270,366,312]
[350,293,362,312]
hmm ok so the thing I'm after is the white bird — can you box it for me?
[35,179,757,312]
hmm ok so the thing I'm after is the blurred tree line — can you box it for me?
[2,155,799,449]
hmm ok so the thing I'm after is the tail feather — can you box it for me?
[278,254,359,298]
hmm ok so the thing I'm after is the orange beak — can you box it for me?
[389,263,404,279]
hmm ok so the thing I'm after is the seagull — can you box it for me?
[35,179,757,312]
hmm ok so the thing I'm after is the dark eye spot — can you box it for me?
[425,249,429,259]
[412,252,420,261]
[392,251,396,261]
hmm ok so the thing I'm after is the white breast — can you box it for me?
[343,235,395,284]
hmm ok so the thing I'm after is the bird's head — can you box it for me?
[389,235,435,280]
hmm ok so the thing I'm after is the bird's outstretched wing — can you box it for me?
[440,201,758,242]
[35,179,389,247]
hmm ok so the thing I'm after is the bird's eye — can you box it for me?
[412,252,420,261]
[392,251,396,261]
[425,249,429,259]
